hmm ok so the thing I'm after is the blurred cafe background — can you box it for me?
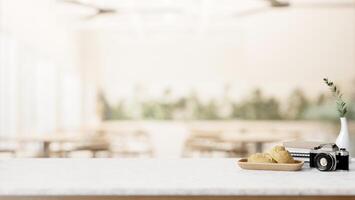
[0,0,355,158]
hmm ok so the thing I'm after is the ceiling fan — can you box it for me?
[59,0,116,19]
[235,0,355,18]
[59,0,355,20]
[58,0,182,20]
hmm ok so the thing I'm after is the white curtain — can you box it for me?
[0,33,84,136]
[0,34,56,136]
[0,0,89,137]
[0,34,18,136]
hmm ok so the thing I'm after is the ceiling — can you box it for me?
[1,0,354,35]
[53,0,355,31]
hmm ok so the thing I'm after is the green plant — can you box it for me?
[323,78,347,117]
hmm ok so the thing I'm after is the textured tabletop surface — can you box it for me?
[0,158,354,196]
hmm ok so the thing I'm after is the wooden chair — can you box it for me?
[109,130,154,158]
[0,148,17,157]
[59,132,111,158]
[183,133,248,158]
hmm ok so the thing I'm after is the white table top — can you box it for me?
[0,158,354,196]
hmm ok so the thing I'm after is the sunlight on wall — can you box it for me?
[93,8,355,102]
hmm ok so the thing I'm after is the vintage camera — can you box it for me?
[309,143,349,171]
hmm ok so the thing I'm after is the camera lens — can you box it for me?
[315,153,336,171]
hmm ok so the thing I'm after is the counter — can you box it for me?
[0,159,354,200]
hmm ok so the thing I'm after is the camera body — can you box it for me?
[309,143,349,171]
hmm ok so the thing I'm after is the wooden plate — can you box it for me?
[237,158,304,171]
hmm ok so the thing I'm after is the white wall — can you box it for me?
[241,7,355,98]
[97,6,355,101]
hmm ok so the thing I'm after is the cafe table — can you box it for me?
[1,134,89,157]
[221,132,289,152]
[0,158,354,200]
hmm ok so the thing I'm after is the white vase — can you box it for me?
[336,117,350,151]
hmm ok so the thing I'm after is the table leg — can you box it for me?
[255,142,263,153]
[43,141,51,158]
